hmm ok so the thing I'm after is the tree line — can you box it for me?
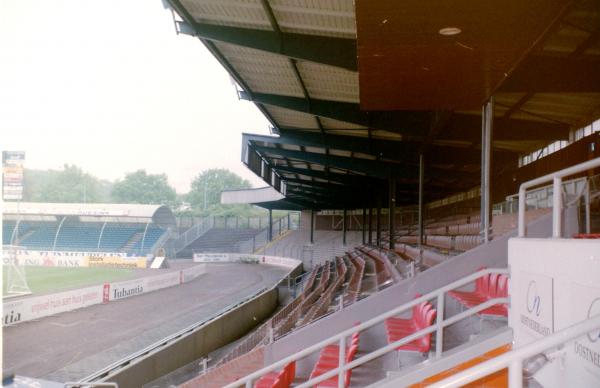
[19,165,264,217]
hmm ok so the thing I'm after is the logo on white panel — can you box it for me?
[587,298,600,343]
[527,280,541,317]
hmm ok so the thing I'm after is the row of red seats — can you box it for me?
[573,233,600,239]
[448,273,509,317]
[254,361,296,388]
[385,299,437,353]
[308,329,361,387]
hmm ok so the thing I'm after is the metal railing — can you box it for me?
[170,216,213,253]
[224,268,509,388]
[496,177,588,215]
[237,215,293,253]
[518,157,600,237]
[429,314,600,388]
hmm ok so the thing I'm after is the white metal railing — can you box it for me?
[429,314,600,388]
[225,268,509,388]
[499,176,588,215]
[518,157,600,238]
[171,216,214,252]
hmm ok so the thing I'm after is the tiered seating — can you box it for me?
[254,362,295,388]
[344,255,365,303]
[385,298,437,354]
[309,330,360,388]
[6,221,162,253]
[98,226,140,251]
[183,228,262,254]
[301,258,347,325]
[2,221,31,244]
[131,226,166,251]
[54,225,102,250]
[356,246,394,288]
[448,272,509,317]
[20,224,58,249]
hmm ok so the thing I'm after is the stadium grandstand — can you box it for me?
[3,1,600,388]
[2,202,176,255]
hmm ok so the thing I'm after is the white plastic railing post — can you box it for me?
[435,292,445,358]
[518,187,526,237]
[509,359,523,388]
[552,177,562,238]
[585,180,591,234]
[338,335,346,388]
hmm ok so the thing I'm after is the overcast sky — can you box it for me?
[0,0,272,193]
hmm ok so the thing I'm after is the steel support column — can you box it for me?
[268,208,273,242]
[481,97,494,243]
[388,176,396,250]
[342,208,347,246]
[376,198,382,247]
[310,209,315,245]
[368,206,373,245]
[362,208,367,245]
[418,154,424,247]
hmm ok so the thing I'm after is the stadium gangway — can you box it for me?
[518,157,600,238]
[426,314,600,388]
[224,267,510,388]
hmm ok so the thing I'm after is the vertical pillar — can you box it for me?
[268,208,273,242]
[481,97,494,243]
[376,197,382,247]
[418,154,424,247]
[368,206,373,245]
[310,209,315,244]
[388,176,396,250]
[342,208,347,246]
[362,208,367,245]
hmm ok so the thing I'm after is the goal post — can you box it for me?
[3,245,31,297]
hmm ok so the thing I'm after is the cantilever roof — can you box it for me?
[2,202,176,226]
[167,0,600,209]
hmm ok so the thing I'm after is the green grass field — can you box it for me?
[2,266,133,296]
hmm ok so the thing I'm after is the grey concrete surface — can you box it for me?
[2,263,289,382]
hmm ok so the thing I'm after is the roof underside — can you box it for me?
[168,0,600,210]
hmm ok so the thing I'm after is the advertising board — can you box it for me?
[108,278,146,301]
[2,150,25,201]
[181,264,207,283]
[2,285,104,326]
[1,250,147,268]
[193,253,230,262]
[144,272,181,292]
[87,254,147,269]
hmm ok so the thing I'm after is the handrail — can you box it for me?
[518,157,600,237]
[429,314,600,388]
[225,267,509,388]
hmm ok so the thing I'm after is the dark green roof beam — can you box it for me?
[240,92,569,141]
[243,132,517,166]
[239,91,430,136]
[169,0,357,70]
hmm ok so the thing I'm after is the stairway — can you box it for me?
[122,232,143,251]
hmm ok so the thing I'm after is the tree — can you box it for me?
[187,169,252,215]
[111,170,178,206]
[23,164,104,203]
